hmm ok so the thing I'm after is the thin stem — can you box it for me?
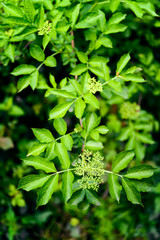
[56,131,75,141]
[51,168,74,176]
[104,170,123,178]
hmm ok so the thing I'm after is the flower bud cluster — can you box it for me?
[120,101,140,120]
[74,150,104,191]
[87,77,103,94]
[38,21,52,35]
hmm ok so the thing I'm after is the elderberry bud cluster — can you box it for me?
[87,77,103,94]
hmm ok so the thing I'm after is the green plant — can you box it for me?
[0,0,159,210]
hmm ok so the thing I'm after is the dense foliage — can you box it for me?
[0,0,160,239]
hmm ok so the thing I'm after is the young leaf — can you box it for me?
[116,53,131,75]
[125,1,144,18]
[86,141,104,150]
[136,133,155,144]
[122,178,142,205]
[22,156,56,173]
[2,3,23,17]
[24,0,35,23]
[71,3,81,28]
[62,171,74,203]
[108,13,126,26]
[38,5,44,28]
[108,79,121,92]
[95,126,109,134]
[110,0,120,12]
[18,174,51,191]
[68,190,85,205]
[108,174,122,202]
[112,150,135,173]
[122,74,145,82]
[29,70,39,90]
[55,142,70,169]
[49,74,57,89]
[49,101,74,119]
[37,174,59,207]
[85,112,98,133]
[11,64,36,76]
[32,128,54,143]
[61,135,73,151]
[30,45,45,62]
[124,165,155,180]
[45,142,56,161]
[27,142,47,156]
[44,56,57,67]
[77,51,88,64]
[104,24,127,35]
[90,130,99,141]
[53,118,67,135]
[17,76,30,92]
[69,79,83,95]
[83,92,99,109]
[75,98,86,119]
[45,89,76,99]
[85,190,101,205]
[70,64,87,76]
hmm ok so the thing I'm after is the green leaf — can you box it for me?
[42,35,51,50]
[85,190,101,205]
[108,12,126,26]
[104,24,127,35]
[95,126,109,134]
[69,79,83,95]
[29,70,39,90]
[55,142,70,169]
[83,92,99,109]
[32,128,54,143]
[27,142,47,156]
[77,51,88,64]
[45,142,56,161]
[24,0,35,23]
[86,141,104,150]
[70,64,87,76]
[122,178,142,205]
[53,118,67,135]
[11,64,36,76]
[108,79,121,92]
[71,3,81,28]
[38,5,44,28]
[22,156,56,173]
[45,89,76,99]
[30,45,45,62]
[49,74,57,89]
[100,37,113,48]
[90,130,99,141]
[5,43,15,63]
[108,174,122,202]
[137,2,158,17]
[49,101,74,119]
[116,53,131,75]
[37,174,59,207]
[112,150,135,173]
[10,26,37,41]
[110,0,120,12]
[68,190,85,205]
[18,174,51,191]
[132,178,155,192]
[3,16,30,26]
[44,56,57,67]
[17,76,30,92]
[62,171,74,203]
[85,112,98,133]
[75,98,86,119]
[136,133,155,144]
[61,135,73,151]
[98,10,106,32]
[2,3,23,17]
[125,1,144,18]
[124,165,155,180]
[122,74,145,82]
